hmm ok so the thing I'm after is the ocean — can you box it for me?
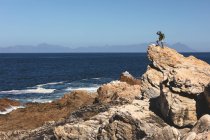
[0,53,210,104]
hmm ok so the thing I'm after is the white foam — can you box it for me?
[110,80,121,84]
[0,87,55,94]
[0,106,25,115]
[36,81,65,87]
[91,77,101,80]
[65,86,99,92]
[26,99,53,103]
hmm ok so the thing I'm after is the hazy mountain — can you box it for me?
[170,43,196,52]
[0,43,71,53]
[0,43,196,53]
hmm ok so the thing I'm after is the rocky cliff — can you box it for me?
[0,45,210,140]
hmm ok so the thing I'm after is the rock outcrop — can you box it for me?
[97,81,141,103]
[54,99,180,140]
[147,45,210,95]
[145,45,210,127]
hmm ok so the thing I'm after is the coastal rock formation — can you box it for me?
[145,45,210,127]
[97,81,141,103]
[0,90,96,131]
[54,99,180,140]
[120,71,141,85]
[147,45,210,95]
[1,44,210,140]
[0,98,21,112]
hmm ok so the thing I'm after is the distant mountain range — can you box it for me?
[0,43,196,53]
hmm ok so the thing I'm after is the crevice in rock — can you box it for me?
[149,80,175,127]
[196,93,210,119]
[149,63,163,73]
[149,96,162,118]
[165,81,197,100]
[155,80,196,129]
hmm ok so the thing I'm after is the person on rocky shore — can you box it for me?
[156,31,165,47]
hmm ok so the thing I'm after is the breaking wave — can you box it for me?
[65,86,99,92]
[0,106,25,115]
[0,87,56,94]
[0,77,113,103]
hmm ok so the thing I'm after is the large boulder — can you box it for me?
[140,65,163,98]
[146,45,210,127]
[147,45,210,95]
[183,114,210,140]
[160,84,197,127]
[97,81,141,103]
[54,99,181,140]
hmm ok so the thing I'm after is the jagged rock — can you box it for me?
[151,126,181,140]
[97,81,141,103]
[120,71,141,85]
[146,45,210,127]
[147,45,210,95]
[0,98,21,112]
[140,66,163,98]
[183,114,210,140]
[160,84,197,127]
[54,99,181,140]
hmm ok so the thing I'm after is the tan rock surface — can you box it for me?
[160,84,197,127]
[146,45,210,127]
[183,114,210,140]
[54,99,180,140]
[140,66,163,98]
[147,45,210,95]
[97,81,141,103]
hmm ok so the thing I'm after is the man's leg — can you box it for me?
[161,41,164,48]
[156,40,160,46]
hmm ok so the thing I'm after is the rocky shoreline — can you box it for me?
[0,45,210,140]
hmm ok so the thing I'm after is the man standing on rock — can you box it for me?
[156,31,165,47]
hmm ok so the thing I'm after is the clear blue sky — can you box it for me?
[0,0,210,51]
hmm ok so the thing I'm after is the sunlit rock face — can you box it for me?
[97,81,141,103]
[144,45,210,127]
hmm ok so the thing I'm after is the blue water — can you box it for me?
[0,53,209,103]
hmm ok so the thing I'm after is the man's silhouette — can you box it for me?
[156,31,165,47]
